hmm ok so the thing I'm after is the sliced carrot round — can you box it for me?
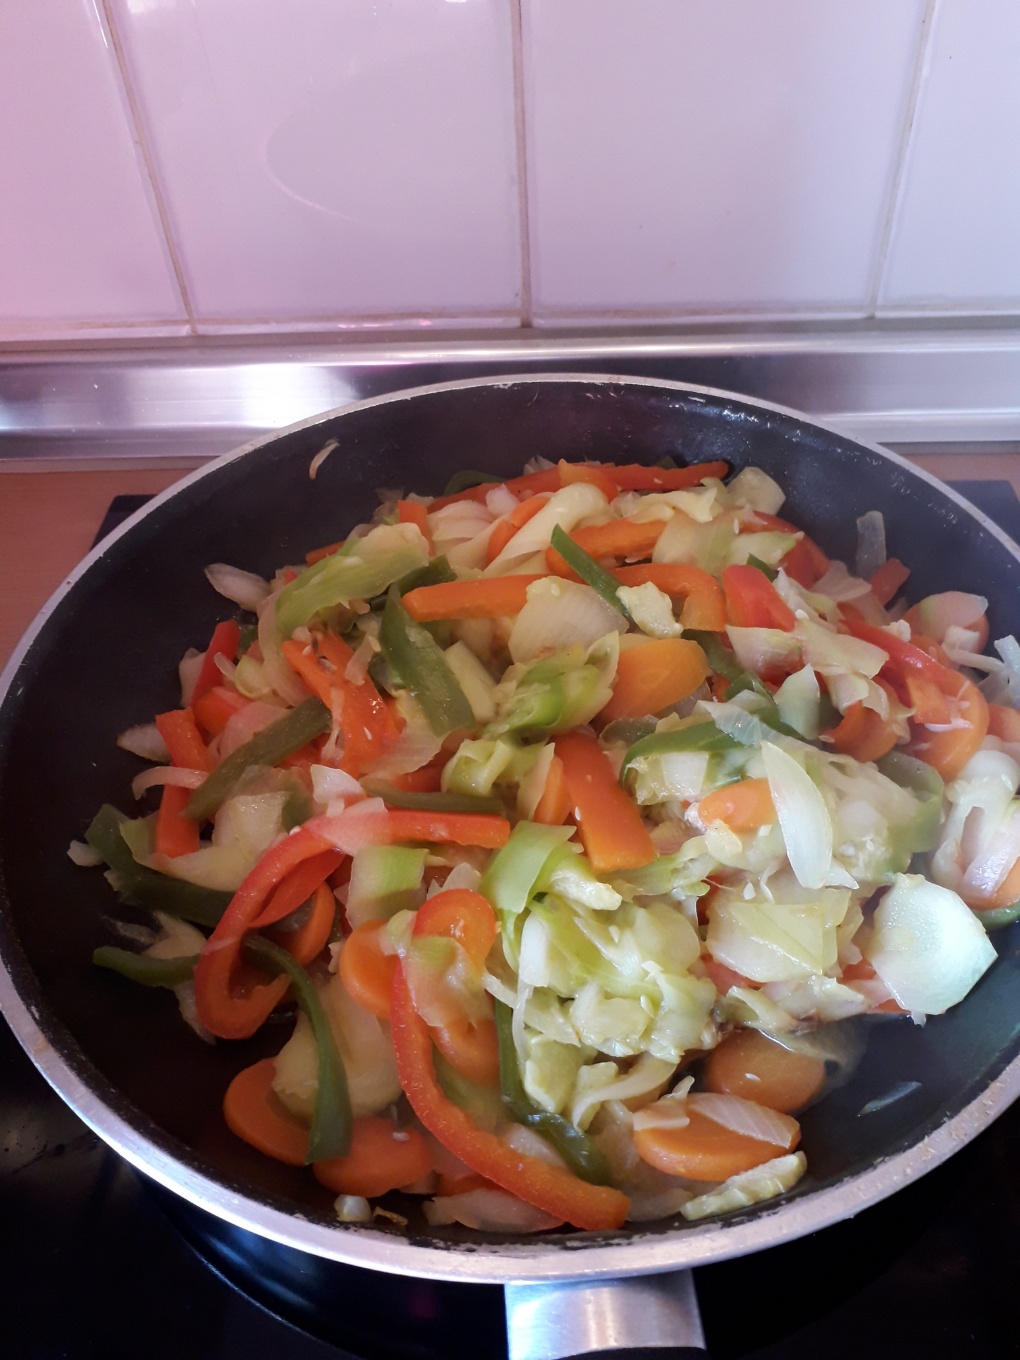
[702,1029,825,1114]
[223,1058,309,1166]
[906,673,988,781]
[633,1095,800,1181]
[339,921,398,1019]
[313,1116,433,1198]
[697,777,776,833]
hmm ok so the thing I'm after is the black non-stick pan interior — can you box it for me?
[1,375,1018,1262]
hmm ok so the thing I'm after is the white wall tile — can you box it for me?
[108,0,522,327]
[879,0,1020,314]
[0,0,186,338]
[522,0,926,322]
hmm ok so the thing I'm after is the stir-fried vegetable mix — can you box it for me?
[77,454,1020,1234]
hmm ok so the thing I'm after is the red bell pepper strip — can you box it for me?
[742,512,831,587]
[249,849,344,929]
[841,614,956,723]
[722,564,798,631]
[306,804,511,854]
[554,732,656,872]
[389,966,630,1231]
[606,460,729,492]
[194,826,335,1039]
[192,620,242,703]
[192,685,250,738]
[155,708,212,773]
[154,783,201,858]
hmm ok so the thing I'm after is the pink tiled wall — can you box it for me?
[1,0,1017,342]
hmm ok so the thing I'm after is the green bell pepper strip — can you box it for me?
[549,524,630,618]
[378,587,473,737]
[359,780,503,816]
[245,935,352,1162]
[85,805,231,927]
[393,555,458,597]
[442,470,503,496]
[93,946,198,988]
[494,1000,611,1186]
[620,722,741,782]
[973,901,1020,930]
[185,697,330,822]
[746,555,779,582]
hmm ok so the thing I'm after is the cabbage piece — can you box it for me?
[152,791,289,891]
[724,467,786,516]
[569,1053,676,1131]
[863,873,997,1014]
[522,1036,588,1115]
[485,483,610,573]
[276,522,429,637]
[615,583,683,638]
[681,1153,807,1221]
[273,964,401,1120]
[508,579,627,664]
[761,741,832,890]
[489,635,619,738]
[707,887,851,983]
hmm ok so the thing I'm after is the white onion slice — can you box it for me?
[688,1092,800,1149]
[130,766,206,800]
[67,839,102,867]
[762,741,832,890]
[117,722,170,763]
[204,562,270,611]
[508,578,626,664]
[423,1189,563,1233]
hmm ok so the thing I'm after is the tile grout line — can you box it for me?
[868,0,941,319]
[509,0,533,328]
[98,0,198,334]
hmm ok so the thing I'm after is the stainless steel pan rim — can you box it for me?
[2,370,1019,1288]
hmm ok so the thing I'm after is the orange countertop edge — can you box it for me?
[2,453,1019,670]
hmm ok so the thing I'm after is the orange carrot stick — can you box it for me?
[401,575,545,623]
[553,731,656,872]
[155,708,212,773]
[698,777,776,832]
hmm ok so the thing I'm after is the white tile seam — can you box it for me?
[509,0,532,328]
[868,0,942,316]
[97,0,197,333]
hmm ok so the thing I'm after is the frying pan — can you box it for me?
[1,375,1019,1359]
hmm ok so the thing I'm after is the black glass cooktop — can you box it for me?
[2,481,1019,1360]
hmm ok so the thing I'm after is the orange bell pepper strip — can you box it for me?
[553,731,656,872]
[154,783,201,858]
[194,826,337,1039]
[826,680,901,764]
[546,517,666,575]
[192,619,242,703]
[390,965,630,1230]
[155,708,212,773]
[599,637,709,724]
[722,564,797,631]
[533,754,571,825]
[429,468,564,512]
[401,575,545,623]
[610,563,726,631]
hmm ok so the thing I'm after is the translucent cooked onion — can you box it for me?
[689,1092,800,1148]
[257,596,309,707]
[762,742,832,891]
[423,1189,563,1233]
[855,510,886,580]
[508,579,626,664]
[130,766,206,799]
[117,722,170,763]
[204,562,271,611]
[217,699,288,759]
